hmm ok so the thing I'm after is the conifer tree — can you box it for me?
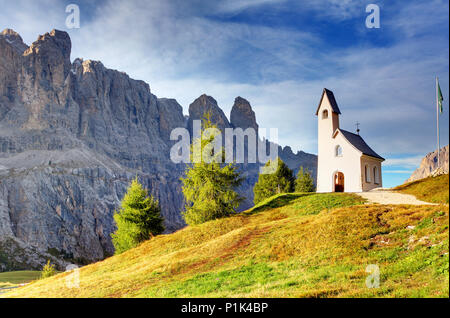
[253,157,294,204]
[181,114,244,225]
[111,177,164,254]
[295,166,315,192]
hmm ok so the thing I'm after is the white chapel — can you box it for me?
[316,88,384,192]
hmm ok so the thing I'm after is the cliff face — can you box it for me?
[0,29,316,270]
[0,29,186,269]
[406,145,449,183]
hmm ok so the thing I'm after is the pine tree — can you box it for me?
[111,177,164,254]
[181,114,244,225]
[253,157,294,204]
[295,166,315,192]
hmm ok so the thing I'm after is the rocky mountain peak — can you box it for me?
[282,146,293,155]
[0,28,28,53]
[230,96,258,131]
[188,94,231,131]
[20,29,72,92]
[25,29,71,61]
[1,28,19,36]
[406,145,449,183]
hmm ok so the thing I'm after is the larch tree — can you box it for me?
[181,114,244,225]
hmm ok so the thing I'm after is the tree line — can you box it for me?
[111,116,315,254]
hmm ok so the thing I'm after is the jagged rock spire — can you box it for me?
[188,94,231,132]
[230,96,258,132]
[0,28,28,53]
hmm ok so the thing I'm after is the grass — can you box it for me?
[2,192,448,298]
[0,271,41,288]
[245,192,365,215]
[394,174,449,204]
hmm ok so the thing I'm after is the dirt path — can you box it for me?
[357,190,436,205]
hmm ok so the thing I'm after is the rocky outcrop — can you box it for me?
[188,94,231,132]
[230,96,258,132]
[0,29,28,53]
[0,237,69,272]
[406,145,449,183]
[0,30,25,121]
[0,29,316,270]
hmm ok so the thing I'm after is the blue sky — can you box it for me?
[0,0,448,187]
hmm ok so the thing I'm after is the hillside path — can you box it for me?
[356,189,436,205]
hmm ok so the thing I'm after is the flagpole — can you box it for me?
[436,76,440,168]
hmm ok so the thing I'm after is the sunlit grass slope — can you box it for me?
[394,174,449,204]
[0,271,41,288]
[3,192,449,298]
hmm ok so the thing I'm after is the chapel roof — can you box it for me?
[315,88,341,115]
[338,129,385,161]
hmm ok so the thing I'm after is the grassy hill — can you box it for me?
[2,190,449,298]
[394,174,449,204]
[0,271,40,289]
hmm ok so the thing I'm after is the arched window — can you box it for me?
[365,165,371,183]
[322,109,328,119]
[373,166,379,184]
[335,145,342,157]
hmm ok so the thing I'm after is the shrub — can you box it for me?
[253,158,294,204]
[40,260,57,279]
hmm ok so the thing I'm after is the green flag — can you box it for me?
[438,82,444,113]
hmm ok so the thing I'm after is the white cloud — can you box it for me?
[0,0,65,44]
[383,170,415,174]
[384,155,424,168]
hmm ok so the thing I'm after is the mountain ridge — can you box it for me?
[0,28,316,270]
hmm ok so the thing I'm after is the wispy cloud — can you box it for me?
[384,155,424,168]
[215,0,287,14]
[384,170,415,174]
[293,0,364,21]
[384,0,449,38]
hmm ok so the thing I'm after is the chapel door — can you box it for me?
[334,172,344,192]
